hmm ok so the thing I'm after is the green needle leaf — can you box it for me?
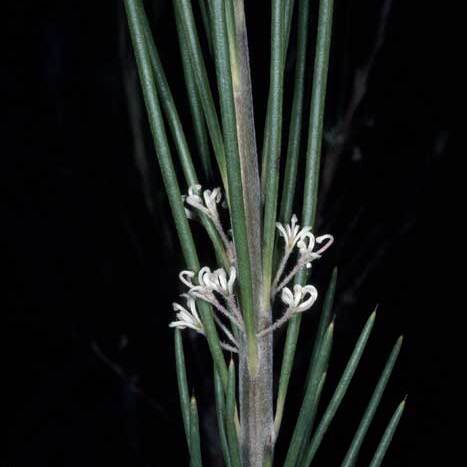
[283,321,334,467]
[275,0,335,440]
[302,0,334,227]
[340,336,403,467]
[301,311,376,467]
[123,0,228,386]
[141,17,228,267]
[275,268,337,436]
[212,0,257,366]
[369,398,407,467]
[262,0,286,298]
[190,396,204,467]
[174,330,191,451]
[304,267,338,390]
[214,369,233,467]
[226,360,242,467]
[172,2,212,179]
[174,0,227,186]
[279,0,313,223]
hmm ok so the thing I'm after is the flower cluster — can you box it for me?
[272,215,334,295]
[183,185,234,262]
[171,265,241,352]
[170,197,333,347]
[183,185,222,220]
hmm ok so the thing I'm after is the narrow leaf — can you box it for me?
[175,330,191,451]
[301,311,376,467]
[283,321,334,467]
[275,0,335,439]
[340,336,403,467]
[190,396,204,467]
[226,360,242,467]
[262,0,287,297]
[305,267,338,389]
[275,268,337,436]
[279,0,312,223]
[368,398,406,467]
[172,2,212,179]
[301,0,334,227]
[174,0,227,185]
[123,0,228,386]
[214,369,232,467]
[212,0,257,365]
[141,18,228,267]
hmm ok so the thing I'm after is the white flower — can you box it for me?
[210,267,236,295]
[281,284,318,313]
[169,294,204,334]
[203,188,222,214]
[179,266,236,297]
[179,270,195,288]
[184,184,223,219]
[276,214,312,250]
[297,232,334,268]
[195,266,236,296]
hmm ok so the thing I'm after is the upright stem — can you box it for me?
[227,1,274,465]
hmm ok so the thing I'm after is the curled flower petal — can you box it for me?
[281,286,295,307]
[276,214,312,250]
[184,185,223,220]
[315,234,334,255]
[169,295,204,334]
[179,270,195,288]
[281,284,318,313]
[296,285,318,312]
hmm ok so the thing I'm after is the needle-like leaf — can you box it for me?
[123,0,228,386]
[262,0,286,298]
[340,336,403,467]
[214,369,232,467]
[212,0,257,365]
[301,311,376,467]
[190,396,204,467]
[174,330,191,451]
[283,321,334,467]
[172,3,212,180]
[368,398,406,467]
[141,18,228,267]
[226,360,242,467]
[275,0,335,438]
[279,0,312,223]
[174,0,227,186]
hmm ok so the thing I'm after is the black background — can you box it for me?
[4,0,453,466]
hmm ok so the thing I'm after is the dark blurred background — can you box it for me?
[4,0,453,466]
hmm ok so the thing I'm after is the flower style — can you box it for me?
[276,214,312,251]
[281,284,318,313]
[169,294,204,334]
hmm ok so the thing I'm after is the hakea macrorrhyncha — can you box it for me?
[170,188,334,350]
